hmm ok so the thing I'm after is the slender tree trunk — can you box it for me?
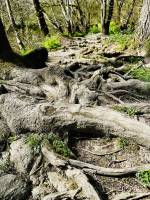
[101,0,114,35]
[137,0,150,41]
[116,0,125,24]
[5,0,25,50]
[59,0,74,34]
[0,17,13,58]
[33,0,49,36]
[124,0,136,28]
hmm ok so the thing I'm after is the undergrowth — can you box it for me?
[26,133,71,157]
[47,133,71,157]
[131,68,150,82]
[42,36,61,50]
[136,170,150,188]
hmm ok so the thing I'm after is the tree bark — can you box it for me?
[137,0,150,41]
[5,0,25,50]
[101,0,114,35]
[0,17,13,59]
[33,0,49,36]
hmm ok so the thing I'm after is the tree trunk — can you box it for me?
[137,0,150,41]
[101,0,114,35]
[33,0,49,36]
[5,0,25,50]
[0,17,13,59]
[59,0,74,34]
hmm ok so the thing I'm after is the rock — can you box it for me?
[10,138,34,173]
[0,174,31,200]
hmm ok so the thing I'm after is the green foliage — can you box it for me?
[118,138,129,149]
[48,134,71,157]
[136,170,150,188]
[42,36,61,50]
[109,21,120,34]
[105,33,134,51]
[89,23,101,34]
[113,105,138,117]
[26,134,42,152]
[20,48,33,55]
[131,68,150,82]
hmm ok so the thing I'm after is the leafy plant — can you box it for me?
[26,134,42,152]
[118,138,129,149]
[48,133,71,157]
[136,170,150,188]
[42,36,61,50]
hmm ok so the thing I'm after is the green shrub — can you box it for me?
[109,21,120,34]
[26,134,42,152]
[48,134,71,157]
[42,36,61,50]
[136,170,150,188]
[89,24,101,34]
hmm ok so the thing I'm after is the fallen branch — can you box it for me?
[42,146,150,177]
[69,159,150,177]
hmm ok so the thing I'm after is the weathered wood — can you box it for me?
[1,93,150,148]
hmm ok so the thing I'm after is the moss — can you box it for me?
[113,105,138,117]
[42,36,61,50]
[136,170,150,188]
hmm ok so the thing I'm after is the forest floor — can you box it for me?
[0,33,150,200]
[48,33,150,199]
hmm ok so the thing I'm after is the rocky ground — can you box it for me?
[0,33,150,200]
